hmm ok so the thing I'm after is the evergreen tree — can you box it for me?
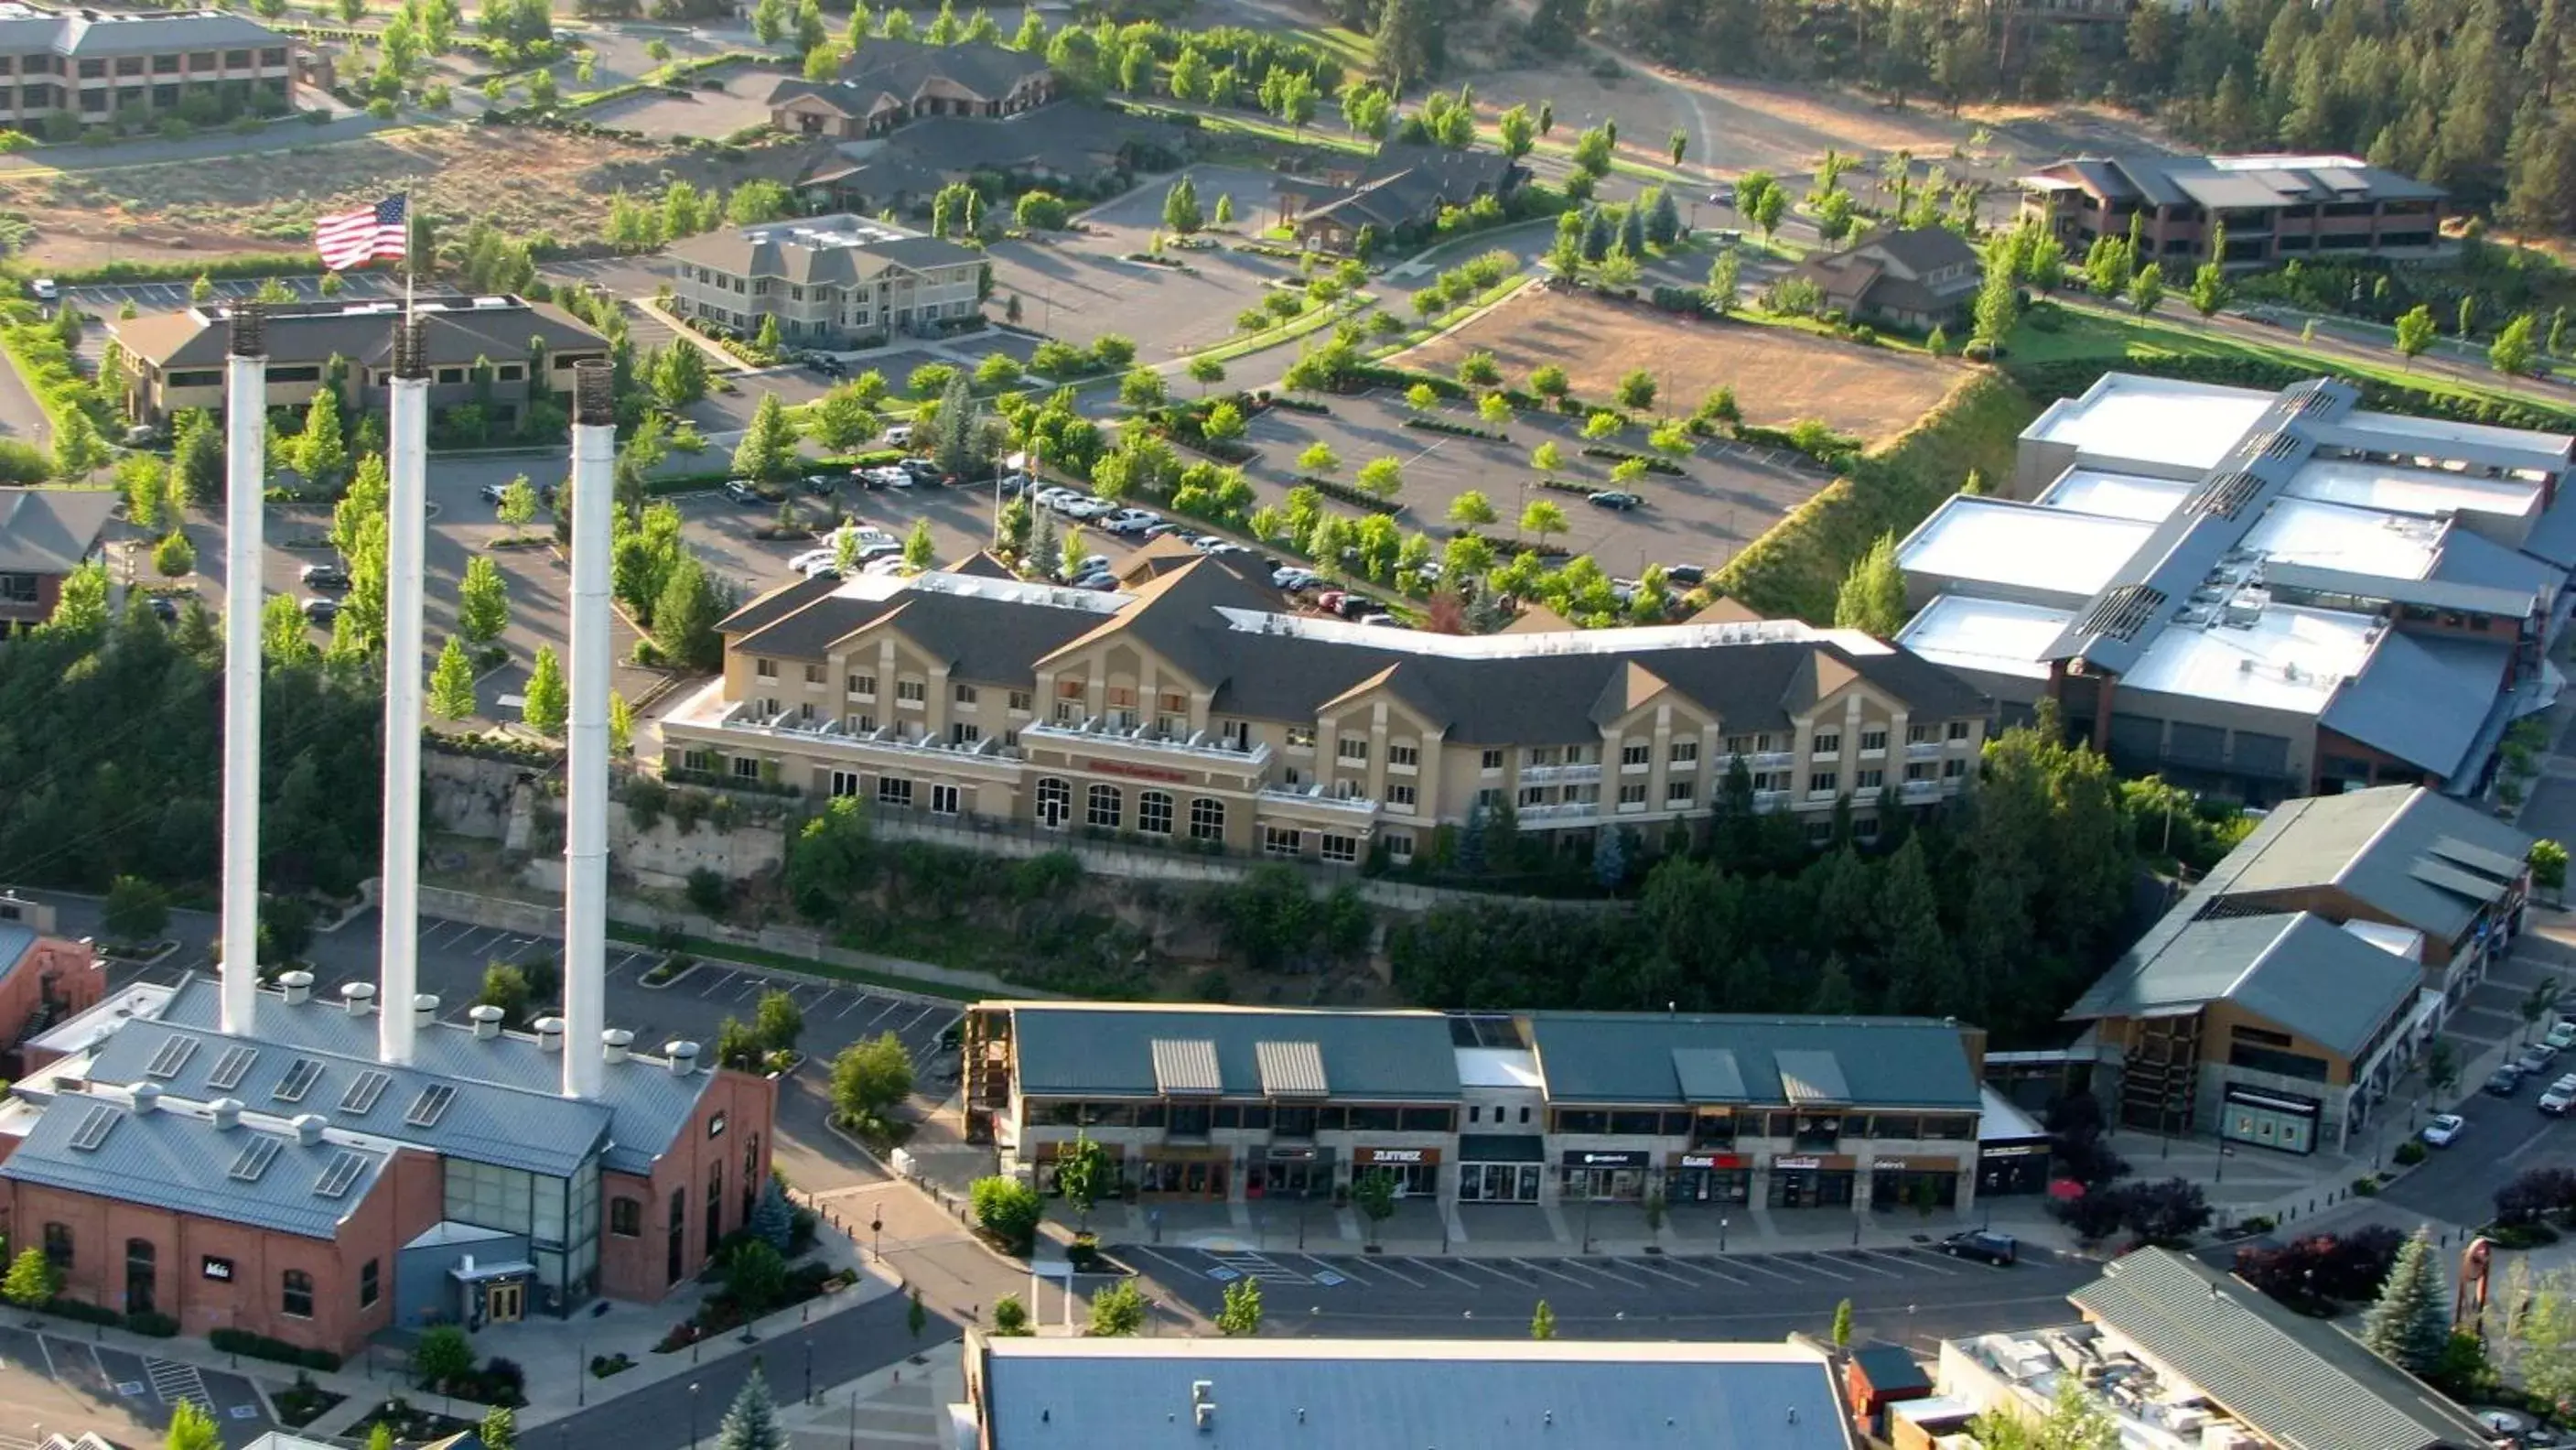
[1530,1299,1556,1339]
[2492,312,2539,378]
[715,1366,784,1450]
[430,636,478,720]
[457,554,510,645]
[521,645,567,737]
[167,1403,223,1450]
[749,1175,795,1252]
[1216,1276,1263,1336]
[1161,175,1202,234]
[1831,533,1907,635]
[733,392,801,482]
[2361,1228,2451,1372]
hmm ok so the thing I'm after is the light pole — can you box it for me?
[872,1211,883,1264]
[805,1339,815,1404]
[1719,1215,1729,1252]
[689,1381,702,1450]
[577,1335,587,1407]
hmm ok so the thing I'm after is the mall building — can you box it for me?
[961,1002,2005,1217]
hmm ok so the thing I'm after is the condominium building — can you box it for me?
[0,4,299,129]
[665,214,982,349]
[961,1001,1992,1216]
[657,555,1990,865]
[1895,373,2575,804]
[2019,152,2446,266]
[107,296,611,427]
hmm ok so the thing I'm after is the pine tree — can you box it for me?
[1529,1298,1556,1339]
[1830,1297,1853,1348]
[733,392,801,482]
[2361,1228,2451,1372]
[522,644,567,737]
[715,1365,784,1450]
[1831,533,1908,635]
[749,1175,795,1252]
[430,636,479,721]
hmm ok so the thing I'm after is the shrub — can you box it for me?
[2392,1140,2428,1166]
[124,1309,179,1336]
[210,1326,341,1371]
[972,1174,1044,1254]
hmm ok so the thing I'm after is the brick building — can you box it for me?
[0,486,114,635]
[0,4,300,132]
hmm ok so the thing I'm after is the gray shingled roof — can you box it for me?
[799,106,1166,200]
[113,298,607,372]
[2032,153,2447,207]
[775,37,1047,111]
[54,9,286,56]
[1293,143,1523,232]
[2069,1248,2495,1450]
[146,976,711,1175]
[1524,1012,1981,1110]
[2208,785,2530,943]
[1,1094,390,1239]
[1004,1004,1462,1101]
[666,217,979,287]
[2062,911,2420,1059]
[0,487,115,575]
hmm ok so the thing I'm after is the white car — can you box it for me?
[800,558,842,579]
[882,424,913,446]
[29,278,57,303]
[861,554,911,577]
[830,524,897,548]
[863,466,911,489]
[1060,553,1111,579]
[1272,567,1321,590]
[1103,508,1162,534]
[1058,497,1112,521]
[788,547,836,572]
[2420,1113,2467,1147]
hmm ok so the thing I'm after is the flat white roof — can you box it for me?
[2288,457,2543,520]
[2022,375,2277,473]
[1897,498,2151,600]
[2341,407,2575,460]
[1453,1047,1542,1090]
[2037,468,2193,524]
[1895,595,2074,683]
[26,982,171,1055]
[2240,496,2442,580]
[2121,603,2380,716]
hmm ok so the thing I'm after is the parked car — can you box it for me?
[2541,1074,2576,1115]
[799,559,840,579]
[1060,553,1111,580]
[2522,1044,2561,1076]
[300,598,340,625]
[898,459,943,482]
[1356,612,1405,628]
[1664,563,1708,586]
[789,548,836,572]
[1588,490,1644,511]
[145,593,178,622]
[2488,1065,2527,1097]
[2420,1113,2467,1147]
[1273,567,1322,590]
[799,473,838,497]
[1059,497,1112,521]
[1938,1230,2018,1266]
[1103,508,1162,535]
[882,424,913,446]
[861,466,911,490]
[805,353,846,378]
[721,480,760,504]
[2243,306,2288,327]
[1071,572,1120,591]
[2547,1021,2576,1052]
[28,278,57,303]
[477,482,510,504]
[299,563,350,591]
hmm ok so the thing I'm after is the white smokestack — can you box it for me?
[219,308,266,1037]
[562,362,614,1100]
[379,319,429,1066]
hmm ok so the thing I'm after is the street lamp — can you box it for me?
[577,1334,587,1407]
[871,1212,883,1265]
[689,1381,702,1450]
[1719,1216,1729,1253]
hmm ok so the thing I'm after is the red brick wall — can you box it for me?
[598,1068,777,1304]
[8,938,103,1070]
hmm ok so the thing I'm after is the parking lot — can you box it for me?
[0,1324,279,1448]
[1093,1239,2096,1350]
[65,269,439,316]
[1238,387,1830,580]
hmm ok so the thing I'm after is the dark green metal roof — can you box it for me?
[1522,1012,1980,1110]
[1007,1005,1462,1101]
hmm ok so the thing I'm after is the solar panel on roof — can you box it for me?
[340,1070,391,1116]
[272,1057,326,1104]
[2186,472,2266,520]
[404,1083,457,1128]
[206,1045,258,1091]
[2076,584,2168,643]
[67,1103,118,1152]
[313,1151,367,1200]
[227,1136,281,1183]
[144,1035,199,1079]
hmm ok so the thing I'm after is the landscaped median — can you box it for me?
[602,920,987,1002]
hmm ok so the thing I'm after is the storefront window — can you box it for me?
[1792,1115,1842,1151]
[1346,1106,1400,1132]
[1690,1112,1735,1148]
[1767,1167,1857,1208]
[1457,1163,1542,1203]
[1169,1101,1211,1138]
[1869,1167,1958,1211]
[1666,1165,1751,1205]
[1608,1110,1661,1136]
[1275,1106,1316,1138]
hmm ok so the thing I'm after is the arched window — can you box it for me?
[743,1133,760,1224]
[41,1222,70,1271]
[666,1186,687,1286]
[1137,791,1174,835]
[1189,797,1225,842]
[1086,784,1121,829]
[706,1161,725,1258]
[281,1270,314,1319]
[1035,776,1072,828]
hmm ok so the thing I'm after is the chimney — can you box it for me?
[210,1098,243,1131]
[468,1004,504,1040]
[291,1113,325,1146]
[533,1016,565,1053]
[561,361,616,1100]
[341,981,376,1018]
[219,304,266,1038]
[663,1040,699,1077]
[601,1028,632,1066]
[277,969,314,1006]
[129,1083,160,1115]
[410,993,440,1031]
[378,316,431,1068]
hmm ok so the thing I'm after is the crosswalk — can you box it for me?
[1202,1249,1311,1284]
[146,1356,210,1411]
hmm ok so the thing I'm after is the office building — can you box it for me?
[2019,153,2446,266]
[666,214,983,349]
[0,4,301,131]
[0,486,113,633]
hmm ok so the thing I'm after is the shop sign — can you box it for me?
[1675,1152,1747,1170]
[1979,1142,2048,1158]
[1088,758,1190,784]
[1560,1149,1650,1168]
[1355,1147,1440,1165]
[1770,1154,1857,1172]
[200,1256,233,1282]
[1264,1145,1319,1162]
[1870,1156,1956,1173]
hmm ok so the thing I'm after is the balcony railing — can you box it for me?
[1740,751,1795,771]
[1519,801,1594,822]
[1905,741,1942,760]
[1753,789,1789,810]
[717,704,1026,768]
[1520,763,1600,784]
[1901,778,1944,801]
[1256,785,1377,817]
[1023,718,1273,768]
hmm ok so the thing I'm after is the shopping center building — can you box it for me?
[960,1002,1995,1216]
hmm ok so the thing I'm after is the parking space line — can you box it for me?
[1560,1258,1653,1288]
[733,978,767,1001]
[1358,1256,1425,1287]
[1779,1253,1853,1282]
[696,970,740,998]
[1825,1251,1901,1279]
[1717,1255,1804,1283]
[860,998,908,1029]
[1128,1245,1210,1279]
[790,982,834,1006]
[835,993,880,1018]
[1446,1257,1525,1284]
[1668,1257,1750,1285]
[1398,1257,1482,1288]
[607,951,648,979]
[1875,1249,1955,1275]
[1612,1257,1699,1286]
[1511,1257,1592,1286]
[1299,1254,1362,1285]
[900,1004,940,1032]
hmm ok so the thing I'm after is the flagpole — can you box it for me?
[401,189,414,325]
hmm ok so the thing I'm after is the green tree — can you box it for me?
[733,391,801,482]
[715,1365,784,1450]
[152,530,196,579]
[652,556,727,671]
[1296,441,1340,477]
[902,516,936,572]
[2127,261,2163,316]
[412,1324,473,1389]
[1216,1275,1263,1336]
[2534,839,2570,896]
[167,1402,224,1450]
[2460,294,2480,341]
[478,1406,517,1450]
[495,474,538,530]
[102,873,169,942]
[1668,126,1687,165]
[1449,490,1498,530]
[521,644,566,736]
[753,988,803,1056]
[2189,259,2230,318]
[830,1030,913,1131]
[1830,1297,1853,1349]
[992,1293,1032,1336]
[1971,239,2021,348]
[1614,369,1657,410]
[457,554,509,645]
[1161,175,1202,234]
[262,591,317,667]
[1349,1169,1397,1244]
[2492,312,2539,377]
[1087,1278,1147,1336]
[809,381,881,451]
[1055,1131,1111,1231]
[1118,366,1167,409]
[1832,533,1907,635]
[1530,1298,1556,1339]
[2394,305,2438,367]
[53,409,105,481]
[609,689,633,755]
[971,1175,1043,1252]
[1497,103,1536,158]
[1,1248,50,1308]
[1355,457,1404,497]
[430,635,478,720]
[2361,1228,2452,1372]
[1520,497,1568,549]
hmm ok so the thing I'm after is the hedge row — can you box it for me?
[1292,472,1404,514]
[1404,417,1507,442]
[1536,477,1592,495]
[210,1326,342,1372]
[1579,444,1685,475]
[1268,395,1331,415]
[33,253,327,287]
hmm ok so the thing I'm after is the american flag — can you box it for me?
[315,195,407,272]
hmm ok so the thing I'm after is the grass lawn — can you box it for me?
[1293,26,1377,68]
[1193,296,1359,365]
[605,920,986,1001]
[2010,302,2560,416]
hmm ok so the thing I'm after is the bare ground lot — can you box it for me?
[1400,288,1965,445]
[0,125,806,270]
[584,62,779,140]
